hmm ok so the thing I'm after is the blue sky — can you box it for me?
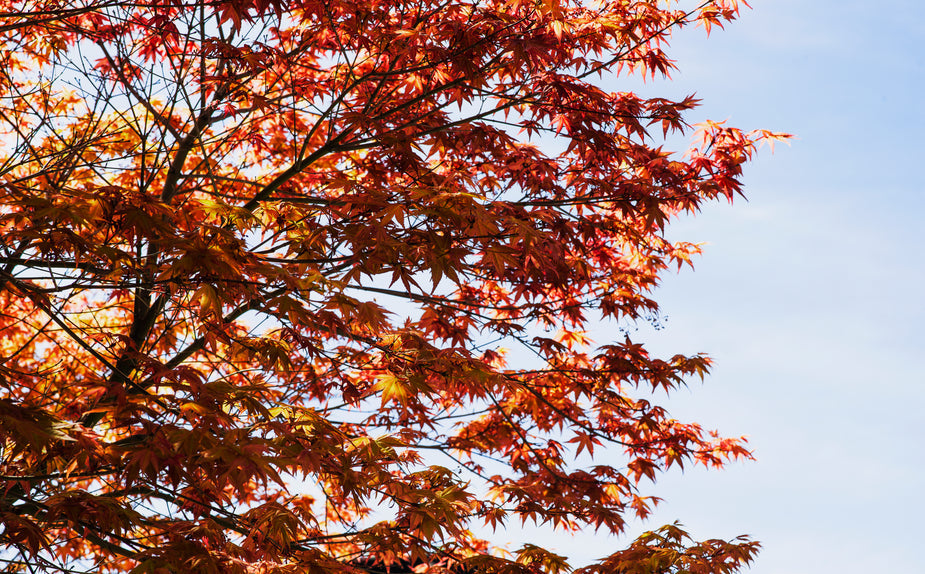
[494,1,925,572]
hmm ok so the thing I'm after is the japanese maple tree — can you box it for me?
[0,0,786,571]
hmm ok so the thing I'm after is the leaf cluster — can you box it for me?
[0,0,786,572]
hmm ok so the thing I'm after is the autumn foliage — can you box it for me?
[0,0,785,571]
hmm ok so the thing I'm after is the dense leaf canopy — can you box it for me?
[0,0,785,571]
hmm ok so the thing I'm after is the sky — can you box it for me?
[490,1,925,572]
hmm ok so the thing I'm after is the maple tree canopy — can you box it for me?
[0,0,787,571]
